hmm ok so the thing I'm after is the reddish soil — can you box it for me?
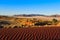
[0,27,60,40]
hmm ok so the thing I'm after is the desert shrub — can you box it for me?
[0,21,11,25]
[9,27,11,28]
[35,21,47,26]
[52,19,58,25]
[21,25,25,27]
[52,19,58,23]
[13,26,18,28]
[35,21,53,26]
[47,21,52,25]
[0,26,3,28]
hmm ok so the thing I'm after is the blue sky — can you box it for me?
[0,0,60,15]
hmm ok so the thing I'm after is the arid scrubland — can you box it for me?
[0,15,60,28]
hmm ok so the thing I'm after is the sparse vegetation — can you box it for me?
[0,16,60,28]
[0,21,11,25]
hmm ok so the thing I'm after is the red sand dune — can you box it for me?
[0,27,60,40]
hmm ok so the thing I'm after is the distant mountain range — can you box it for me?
[14,14,46,17]
[14,14,60,17]
[0,14,60,17]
